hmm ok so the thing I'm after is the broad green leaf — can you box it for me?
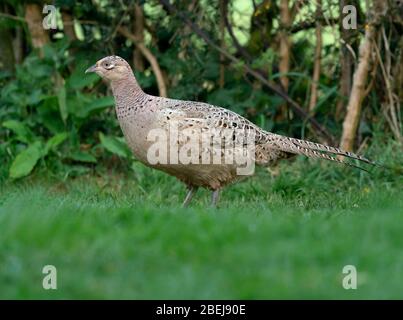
[2,120,33,143]
[69,151,97,163]
[66,62,100,90]
[29,63,53,78]
[45,132,69,154]
[314,86,338,112]
[64,165,91,178]
[87,96,114,112]
[27,89,43,105]
[68,72,99,90]
[65,92,90,119]
[9,142,43,179]
[37,96,66,134]
[57,85,68,123]
[43,45,58,61]
[77,96,115,118]
[99,133,130,158]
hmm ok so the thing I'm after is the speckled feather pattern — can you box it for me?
[103,56,374,190]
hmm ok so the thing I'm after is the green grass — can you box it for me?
[0,142,402,299]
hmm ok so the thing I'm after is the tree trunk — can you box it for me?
[395,38,403,105]
[25,3,49,56]
[133,3,145,72]
[340,0,387,151]
[61,10,76,41]
[0,3,15,72]
[336,0,354,120]
[13,26,24,65]
[159,0,336,143]
[219,0,226,88]
[308,0,322,113]
[0,28,15,72]
[279,0,291,91]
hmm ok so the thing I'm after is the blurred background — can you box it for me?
[0,0,403,300]
[0,0,401,179]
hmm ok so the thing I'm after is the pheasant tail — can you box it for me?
[267,133,377,171]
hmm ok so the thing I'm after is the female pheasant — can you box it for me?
[86,56,375,206]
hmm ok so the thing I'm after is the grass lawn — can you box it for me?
[0,146,402,299]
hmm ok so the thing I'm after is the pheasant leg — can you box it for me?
[183,185,198,207]
[211,190,220,207]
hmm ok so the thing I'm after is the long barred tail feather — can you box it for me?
[265,133,376,171]
[283,136,377,166]
[290,145,371,173]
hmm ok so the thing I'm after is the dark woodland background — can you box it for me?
[1,0,403,300]
[0,0,402,180]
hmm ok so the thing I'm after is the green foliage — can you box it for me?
[0,0,401,300]
[0,0,400,181]
[45,132,69,153]
[2,120,34,144]
[0,42,130,179]
[9,141,43,179]
[99,133,132,158]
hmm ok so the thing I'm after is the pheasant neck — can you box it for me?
[111,74,147,120]
[110,74,144,99]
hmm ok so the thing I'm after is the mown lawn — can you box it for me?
[0,147,402,299]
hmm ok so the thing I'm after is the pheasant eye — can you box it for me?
[104,62,113,69]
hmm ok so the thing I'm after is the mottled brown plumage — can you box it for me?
[86,56,375,206]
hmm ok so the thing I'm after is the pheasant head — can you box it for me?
[85,56,132,82]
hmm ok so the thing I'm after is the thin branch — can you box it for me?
[340,25,376,151]
[288,16,339,34]
[221,0,252,62]
[374,36,401,140]
[159,0,335,144]
[279,0,292,91]
[0,13,99,26]
[340,0,390,151]
[118,26,167,97]
[291,0,307,20]
[219,0,226,88]
[0,12,26,22]
[309,0,322,113]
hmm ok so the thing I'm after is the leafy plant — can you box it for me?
[0,43,131,179]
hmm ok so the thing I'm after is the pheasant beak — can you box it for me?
[85,64,98,74]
